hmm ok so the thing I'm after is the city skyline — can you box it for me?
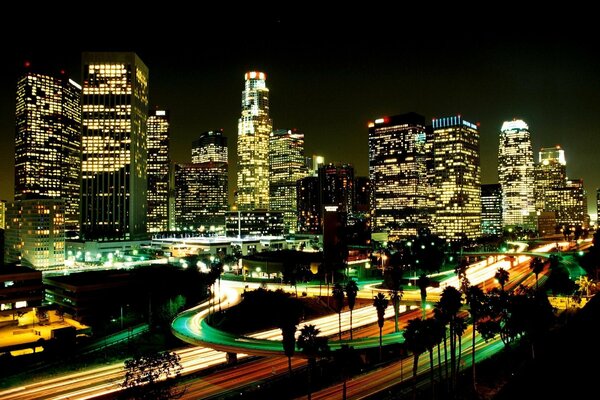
[1,17,599,213]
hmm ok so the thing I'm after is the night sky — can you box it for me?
[2,11,599,214]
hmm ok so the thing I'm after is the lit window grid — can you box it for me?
[147,113,170,232]
[225,211,284,237]
[433,123,481,240]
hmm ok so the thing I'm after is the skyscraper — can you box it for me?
[433,116,481,240]
[192,129,228,164]
[481,184,502,235]
[296,176,321,234]
[174,163,228,230]
[534,146,567,212]
[81,52,149,240]
[269,129,308,232]
[319,163,354,214]
[353,177,371,213]
[147,109,170,233]
[498,119,535,227]
[368,113,429,236]
[14,70,81,233]
[236,71,272,210]
[546,178,587,228]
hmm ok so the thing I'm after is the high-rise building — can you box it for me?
[597,188,600,225]
[4,199,65,270]
[0,200,6,230]
[498,119,535,227]
[297,176,321,234]
[14,70,81,233]
[547,178,587,228]
[319,163,354,214]
[174,163,228,230]
[305,155,325,177]
[225,211,284,238]
[192,129,228,164]
[237,71,272,210]
[433,116,481,240]
[369,113,430,236]
[534,146,567,212]
[147,109,170,233]
[353,177,371,213]
[269,129,308,232]
[81,52,149,240]
[481,184,502,235]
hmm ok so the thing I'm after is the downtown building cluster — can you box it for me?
[1,55,592,271]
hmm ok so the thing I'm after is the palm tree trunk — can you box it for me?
[535,273,539,291]
[429,349,435,400]
[343,377,347,400]
[394,297,399,332]
[472,321,477,393]
[456,333,463,392]
[412,353,419,400]
[379,326,383,361]
[288,356,293,378]
[450,321,455,394]
[338,312,342,341]
[307,359,312,400]
[437,343,443,388]
[350,309,353,340]
[443,332,449,383]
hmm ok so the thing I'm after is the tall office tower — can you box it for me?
[353,177,371,213]
[597,188,600,224]
[192,129,228,164]
[305,155,325,177]
[269,129,308,232]
[296,176,321,234]
[0,200,6,230]
[534,146,567,211]
[498,119,535,227]
[319,163,354,213]
[81,53,149,240]
[547,178,587,228]
[368,113,429,236]
[14,70,81,233]
[174,163,228,230]
[481,184,503,235]
[236,71,272,210]
[433,116,481,240]
[4,199,65,270]
[147,109,170,233]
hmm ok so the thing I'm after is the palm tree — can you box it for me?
[403,317,427,400]
[334,345,361,400]
[345,280,358,339]
[373,292,389,361]
[495,267,510,291]
[390,289,404,333]
[298,324,329,400]
[423,318,442,398]
[384,261,404,332]
[332,283,345,341]
[466,285,486,392]
[276,297,302,378]
[281,322,297,378]
[529,257,545,291]
[417,274,431,319]
[452,316,467,390]
[436,286,462,394]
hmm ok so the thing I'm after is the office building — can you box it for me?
[14,70,81,233]
[0,200,5,230]
[174,162,228,230]
[81,52,149,240]
[319,163,354,213]
[433,116,481,240]
[547,179,587,228]
[269,129,308,232]
[237,71,272,210]
[147,109,170,232]
[481,184,502,235]
[534,146,567,212]
[4,199,65,270]
[498,119,535,227]
[0,265,43,318]
[368,113,429,236]
[192,129,228,164]
[225,211,284,238]
[354,176,371,213]
[297,176,321,234]
[305,155,325,177]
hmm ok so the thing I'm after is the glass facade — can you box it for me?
[269,129,308,232]
[498,119,535,227]
[368,113,430,236]
[433,116,481,240]
[296,176,321,234]
[546,179,587,228]
[481,184,502,235]
[81,52,149,240]
[319,163,354,213]
[534,146,567,212]
[237,71,272,211]
[174,163,228,230]
[14,71,81,233]
[147,110,170,232]
[192,130,228,164]
[225,211,284,238]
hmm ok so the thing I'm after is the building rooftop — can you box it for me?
[0,264,41,276]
